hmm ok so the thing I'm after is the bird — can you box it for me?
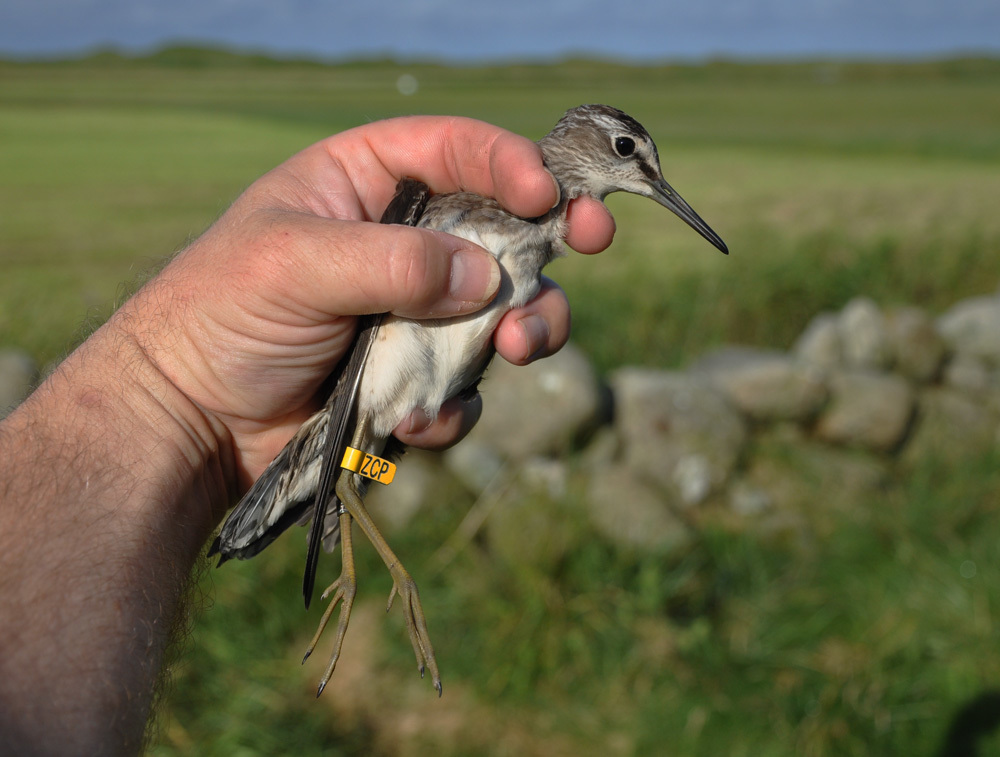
[209,104,729,697]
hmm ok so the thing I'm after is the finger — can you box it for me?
[486,130,560,218]
[393,394,483,451]
[242,211,501,321]
[315,116,560,220]
[493,278,571,366]
[564,196,616,254]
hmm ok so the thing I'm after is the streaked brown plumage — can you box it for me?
[210,104,728,696]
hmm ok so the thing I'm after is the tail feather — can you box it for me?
[211,410,326,561]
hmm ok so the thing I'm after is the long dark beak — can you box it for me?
[649,178,729,255]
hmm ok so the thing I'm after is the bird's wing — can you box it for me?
[301,312,378,606]
[382,177,433,227]
[209,402,333,561]
[210,178,432,587]
[301,177,432,607]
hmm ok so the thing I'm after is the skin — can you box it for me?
[0,115,615,756]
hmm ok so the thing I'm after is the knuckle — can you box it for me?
[230,211,299,291]
[383,228,442,310]
[245,211,298,266]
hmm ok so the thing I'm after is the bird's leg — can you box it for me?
[336,467,442,695]
[302,508,357,697]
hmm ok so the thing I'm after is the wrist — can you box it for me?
[103,310,238,529]
[23,311,237,536]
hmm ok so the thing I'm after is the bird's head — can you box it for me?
[539,104,728,254]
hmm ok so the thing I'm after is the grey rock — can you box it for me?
[733,437,889,533]
[672,453,714,507]
[902,388,999,465]
[585,466,691,552]
[466,342,604,459]
[942,353,993,395]
[0,350,38,418]
[884,306,946,383]
[610,367,747,505]
[937,294,1000,364]
[814,371,915,452]
[794,312,842,369]
[443,439,505,494]
[689,345,775,374]
[838,297,892,370]
[366,450,442,534]
[579,426,622,470]
[728,480,773,516]
[692,346,828,422]
[485,461,578,571]
[518,456,570,501]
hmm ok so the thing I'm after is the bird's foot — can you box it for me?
[386,567,442,696]
[303,571,358,697]
[303,510,358,697]
[335,465,442,694]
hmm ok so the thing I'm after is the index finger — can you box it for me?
[308,116,561,221]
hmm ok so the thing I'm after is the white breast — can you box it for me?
[356,199,564,440]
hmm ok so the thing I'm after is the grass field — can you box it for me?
[2,50,1000,756]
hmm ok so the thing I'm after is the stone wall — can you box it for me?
[369,289,1000,560]
[4,289,999,560]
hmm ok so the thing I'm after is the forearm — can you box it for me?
[0,314,233,755]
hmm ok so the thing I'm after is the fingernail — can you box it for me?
[403,408,432,435]
[518,314,550,362]
[450,248,500,304]
[544,168,561,210]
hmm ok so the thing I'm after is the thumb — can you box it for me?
[259,212,501,320]
[382,225,502,319]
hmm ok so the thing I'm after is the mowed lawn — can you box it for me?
[2,51,1000,756]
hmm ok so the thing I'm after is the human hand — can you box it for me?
[120,115,616,490]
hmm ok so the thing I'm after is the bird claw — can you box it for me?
[303,572,357,694]
[320,582,339,602]
[386,572,441,695]
[386,584,398,613]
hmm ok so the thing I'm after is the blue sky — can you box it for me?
[2,0,998,61]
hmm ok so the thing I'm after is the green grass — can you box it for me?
[151,449,1000,756]
[4,53,999,366]
[3,50,1000,756]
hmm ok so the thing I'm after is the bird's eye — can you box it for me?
[614,136,635,157]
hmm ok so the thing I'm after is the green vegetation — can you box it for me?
[2,49,1000,755]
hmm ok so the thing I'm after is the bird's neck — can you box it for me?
[528,178,572,229]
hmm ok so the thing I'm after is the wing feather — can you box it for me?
[210,177,434,606]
